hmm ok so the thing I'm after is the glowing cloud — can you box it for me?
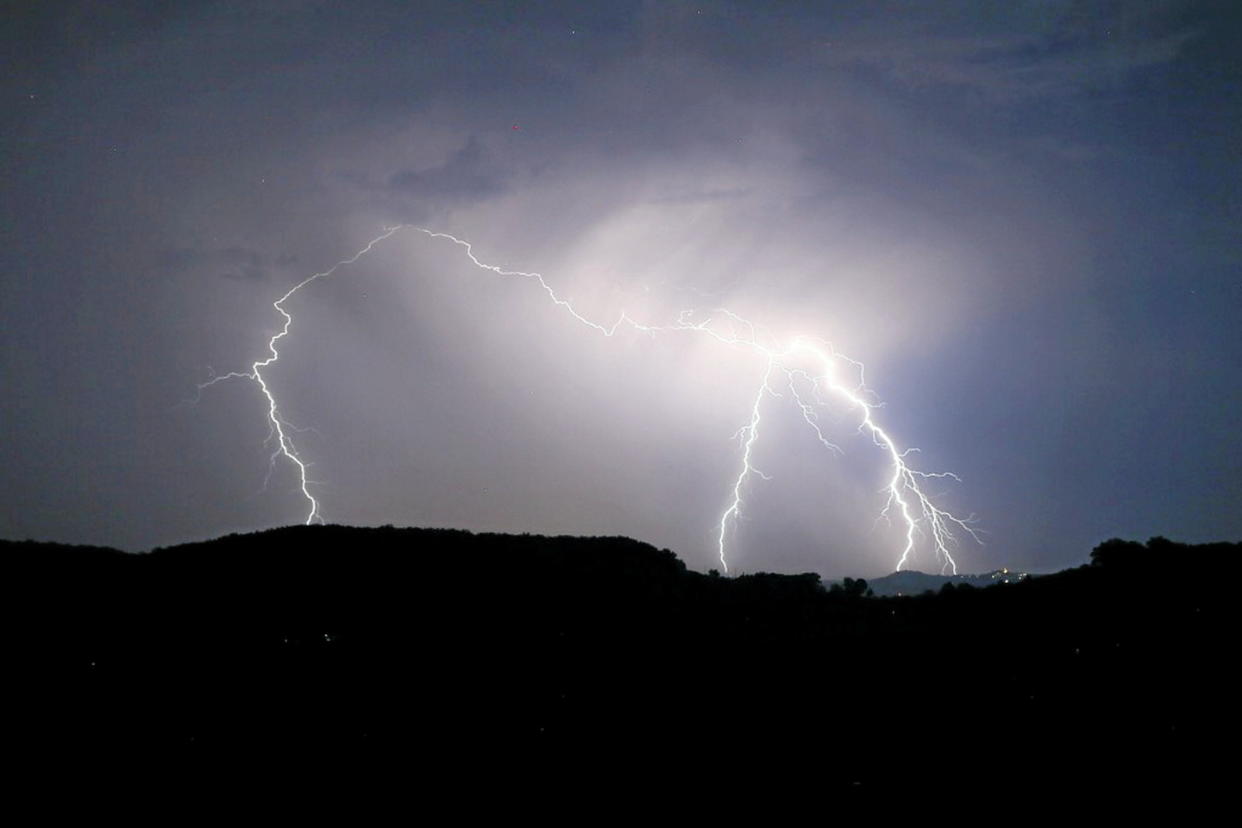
[200,226,979,573]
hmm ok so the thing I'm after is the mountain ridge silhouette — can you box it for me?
[7,526,1234,795]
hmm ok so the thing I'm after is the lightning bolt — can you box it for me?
[197,226,404,525]
[199,225,979,574]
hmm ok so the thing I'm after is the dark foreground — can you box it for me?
[9,528,1236,798]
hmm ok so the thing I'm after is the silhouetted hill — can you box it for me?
[863,567,1029,596]
[8,527,1235,798]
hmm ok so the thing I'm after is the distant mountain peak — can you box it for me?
[861,568,1029,596]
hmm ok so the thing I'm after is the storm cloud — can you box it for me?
[2,1,1238,577]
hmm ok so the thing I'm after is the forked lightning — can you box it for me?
[200,226,979,573]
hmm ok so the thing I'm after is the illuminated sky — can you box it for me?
[2,1,1239,577]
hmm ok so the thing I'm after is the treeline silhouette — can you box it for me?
[9,527,1234,793]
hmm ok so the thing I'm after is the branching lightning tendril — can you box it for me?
[199,225,980,574]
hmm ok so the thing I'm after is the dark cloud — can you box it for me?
[372,135,508,220]
[811,1,1201,100]
[158,247,296,281]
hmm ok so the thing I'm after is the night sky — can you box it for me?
[3,1,1239,578]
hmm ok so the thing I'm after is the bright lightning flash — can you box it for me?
[200,225,980,574]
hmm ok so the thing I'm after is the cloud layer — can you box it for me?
[2,1,1238,577]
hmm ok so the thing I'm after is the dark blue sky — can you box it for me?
[2,1,1238,577]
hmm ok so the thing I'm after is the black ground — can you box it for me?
[9,527,1235,799]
